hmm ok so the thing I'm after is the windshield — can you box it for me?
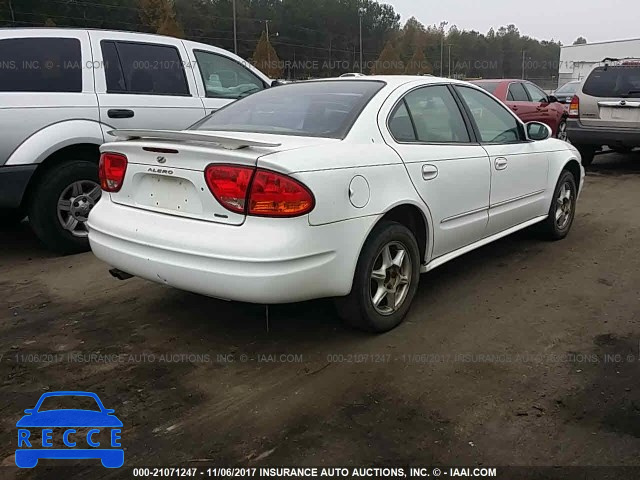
[472,81,500,94]
[191,80,385,139]
[555,82,579,95]
[583,66,640,98]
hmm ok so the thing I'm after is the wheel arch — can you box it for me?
[562,158,582,193]
[21,143,101,209]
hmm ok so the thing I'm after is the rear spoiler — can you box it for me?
[108,129,281,150]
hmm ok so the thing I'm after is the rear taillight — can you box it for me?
[569,95,580,118]
[99,152,128,192]
[204,165,254,214]
[204,164,314,217]
[248,169,314,217]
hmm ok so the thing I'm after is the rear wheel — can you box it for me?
[335,221,420,333]
[575,145,596,166]
[28,160,100,255]
[538,170,577,241]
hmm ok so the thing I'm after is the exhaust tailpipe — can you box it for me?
[109,268,134,281]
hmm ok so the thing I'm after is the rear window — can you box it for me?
[191,80,385,139]
[472,81,500,94]
[0,37,82,92]
[583,66,640,98]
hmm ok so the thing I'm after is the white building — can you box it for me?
[558,38,640,87]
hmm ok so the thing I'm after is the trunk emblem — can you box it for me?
[156,156,167,164]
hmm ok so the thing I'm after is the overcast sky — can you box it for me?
[387,0,640,45]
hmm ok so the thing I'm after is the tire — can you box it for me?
[335,221,421,333]
[538,170,577,241]
[608,145,633,154]
[28,160,100,255]
[556,119,568,142]
[575,146,596,166]
[0,208,25,228]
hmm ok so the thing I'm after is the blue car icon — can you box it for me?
[16,391,123,468]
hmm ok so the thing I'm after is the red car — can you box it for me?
[470,79,568,141]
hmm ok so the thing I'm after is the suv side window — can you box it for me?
[456,86,523,144]
[102,40,189,96]
[193,50,264,99]
[389,85,470,143]
[508,82,529,102]
[523,82,548,102]
[0,38,82,92]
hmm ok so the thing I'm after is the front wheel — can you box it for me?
[538,170,577,241]
[556,119,568,142]
[335,221,421,333]
[28,160,100,255]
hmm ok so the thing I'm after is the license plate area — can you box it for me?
[136,174,203,215]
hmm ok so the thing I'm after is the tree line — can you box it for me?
[1,0,563,84]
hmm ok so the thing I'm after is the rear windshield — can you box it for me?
[472,81,500,94]
[555,82,579,95]
[583,66,640,98]
[191,80,385,139]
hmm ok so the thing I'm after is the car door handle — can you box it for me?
[421,164,439,180]
[494,157,508,170]
[511,106,519,111]
[107,109,135,119]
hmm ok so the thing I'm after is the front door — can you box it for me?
[454,85,549,235]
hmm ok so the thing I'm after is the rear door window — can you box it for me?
[0,37,82,92]
[508,82,529,102]
[102,40,189,96]
[583,65,640,98]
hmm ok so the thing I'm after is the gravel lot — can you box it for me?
[1,151,639,477]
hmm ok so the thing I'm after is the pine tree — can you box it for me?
[138,0,184,38]
[371,40,403,75]
[252,31,283,78]
[404,46,432,75]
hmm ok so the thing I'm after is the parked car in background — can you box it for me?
[554,80,581,104]
[88,76,583,333]
[567,59,640,165]
[0,28,272,254]
[471,79,568,142]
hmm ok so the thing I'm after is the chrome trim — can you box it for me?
[490,189,545,209]
[441,206,488,224]
[597,100,640,108]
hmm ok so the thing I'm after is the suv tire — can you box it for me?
[28,160,100,255]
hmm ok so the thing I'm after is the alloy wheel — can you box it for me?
[57,180,101,237]
[369,241,412,315]
[555,181,573,230]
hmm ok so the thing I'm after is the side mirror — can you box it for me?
[526,121,552,141]
[271,79,284,87]
[547,95,558,103]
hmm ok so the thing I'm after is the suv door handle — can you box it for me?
[421,164,439,180]
[107,109,135,119]
[495,157,508,170]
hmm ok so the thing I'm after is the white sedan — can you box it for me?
[88,76,584,333]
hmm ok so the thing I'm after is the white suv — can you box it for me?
[0,28,272,253]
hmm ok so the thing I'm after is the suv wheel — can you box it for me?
[28,160,100,255]
[335,221,421,333]
[576,146,596,166]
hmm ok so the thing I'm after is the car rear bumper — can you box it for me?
[88,199,374,304]
[567,119,640,147]
[0,164,37,209]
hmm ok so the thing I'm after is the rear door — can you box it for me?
[579,65,640,128]
[382,84,491,259]
[88,31,206,142]
[454,85,549,235]
[182,41,270,115]
[506,81,537,123]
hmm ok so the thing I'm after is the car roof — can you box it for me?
[325,75,471,88]
[1,27,178,41]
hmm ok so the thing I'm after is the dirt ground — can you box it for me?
[1,151,639,478]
